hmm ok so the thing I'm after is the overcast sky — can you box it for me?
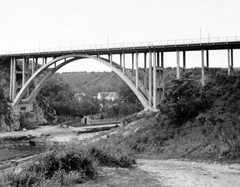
[1,0,240,72]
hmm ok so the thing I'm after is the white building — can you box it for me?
[97,92,119,101]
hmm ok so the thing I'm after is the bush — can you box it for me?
[5,142,136,186]
[6,145,97,186]
[158,77,210,127]
[89,142,136,168]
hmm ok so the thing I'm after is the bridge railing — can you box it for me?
[1,36,240,55]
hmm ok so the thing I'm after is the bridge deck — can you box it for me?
[1,41,240,59]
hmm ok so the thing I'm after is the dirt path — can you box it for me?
[137,159,240,187]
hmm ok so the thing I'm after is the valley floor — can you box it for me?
[75,158,240,187]
[138,159,240,187]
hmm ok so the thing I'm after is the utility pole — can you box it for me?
[200,27,202,43]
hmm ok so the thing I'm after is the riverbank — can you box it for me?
[0,123,119,165]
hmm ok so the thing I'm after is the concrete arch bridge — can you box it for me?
[0,36,240,113]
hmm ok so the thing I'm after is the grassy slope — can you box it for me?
[99,71,240,163]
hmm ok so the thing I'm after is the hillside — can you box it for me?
[98,70,240,163]
[41,71,143,117]
[61,71,123,96]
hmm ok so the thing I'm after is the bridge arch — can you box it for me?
[12,54,149,109]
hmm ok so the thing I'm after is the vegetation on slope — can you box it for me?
[40,73,100,117]
[41,72,143,118]
[61,71,123,96]
[99,70,240,162]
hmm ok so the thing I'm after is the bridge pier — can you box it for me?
[153,51,157,108]
[9,58,13,101]
[12,58,17,101]
[109,53,112,66]
[144,53,147,87]
[149,51,152,107]
[201,49,205,86]
[206,50,209,71]
[228,48,234,75]
[135,52,139,90]
[159,52,164,102]
[122,52,125,75]
[183,51,186,71]
[176,50,180,79]
[132,53,134,76]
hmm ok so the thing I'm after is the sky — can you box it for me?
[0,0,240,72]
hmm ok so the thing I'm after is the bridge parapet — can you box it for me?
[1,36,240,56]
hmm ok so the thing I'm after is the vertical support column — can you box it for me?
[160,52,164,101]
[135,52,139,89]
[31,58,35,76]
[157,52,160,67]
[42,57,47,66]
[201,49,205,86]
[12,58,17,101]
[149,51,152,107]
[231,49,234,74]
[120,53,122,67]
[22,58,29,99]
[42,57,45,66]
[109,53,112,66]
[9,58,13,101]
[153,51,157,109]
[26,58,30,97]
[228,48,231,75]
[206,50,209,71]
[183,51,186,71]
[176,50,180,79]
[132,53,134,76]
[22,58,26,87]
[35,58,38,71]
[122,52,125,75]
[144,53,147,87]
[227,48,234,75]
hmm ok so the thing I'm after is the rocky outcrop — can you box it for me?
[19,96,57,130]
[0,97,57,132]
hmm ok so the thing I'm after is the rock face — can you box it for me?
[0,96,57,132]
[19,96,57,130]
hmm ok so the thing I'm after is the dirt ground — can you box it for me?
[77,167,162,187]
[74,159,240,187]
[137,159,240,187]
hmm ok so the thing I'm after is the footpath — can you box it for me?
[138,159,240,187]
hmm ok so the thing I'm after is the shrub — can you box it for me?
[6,146,97,186]
[89,142,136,168]
[5,142,136,186]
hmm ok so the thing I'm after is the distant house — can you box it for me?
[74,93,86,101]
[97,92,119,101]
